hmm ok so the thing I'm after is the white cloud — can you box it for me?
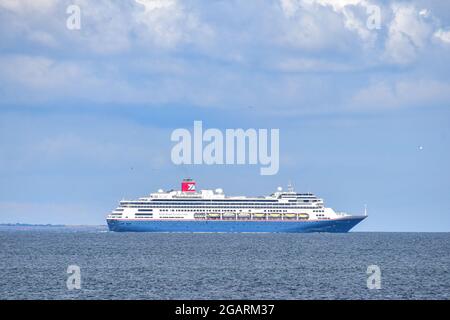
[434,28,450,44]
[384,3,434,64]
[350,78,450,110]
[27,31,58,47]
[278,1,356,52]
[0,1,449,113]
[133,0,213,49]
[281,0,377,45]
[67,0,133,54]
[274,57,355,72]
[136,0,176,11]
[0,55,145,104]
[0,55,92,90]
[279,1,448,66]
[419,8,430,18]
[0,0,212,53]
[310,0,365,11]
[280,0,368,16]
[0,0,57,14]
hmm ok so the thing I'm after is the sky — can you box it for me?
[0,0,449,231]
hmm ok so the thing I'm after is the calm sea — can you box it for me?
[0,227,448,300]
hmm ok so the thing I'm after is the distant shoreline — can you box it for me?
[0,223,107,227]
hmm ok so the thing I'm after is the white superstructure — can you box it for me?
[107,179,351,222]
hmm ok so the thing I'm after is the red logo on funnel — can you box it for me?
[181,179,196,192]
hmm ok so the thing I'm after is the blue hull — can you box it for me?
[107,216,366,233]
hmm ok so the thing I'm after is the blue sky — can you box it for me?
[0,0,449,231]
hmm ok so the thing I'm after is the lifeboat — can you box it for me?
[284,214,296,219]
[238,212,251,218]
[222,213,235,219]
[298,213,309,219]
[253,213,265,218]
[269,213,281,218]
[207,213,220,218]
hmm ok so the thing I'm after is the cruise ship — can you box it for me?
[107,179,367,233]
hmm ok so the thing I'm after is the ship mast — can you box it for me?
[287,181,294,193]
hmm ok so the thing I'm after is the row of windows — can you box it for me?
[122,200,278,204]
[124,202,299,206]
[157,208,320,212]
[153,199,280,202]
[120,199,320,205]
[122,205,321,209]
[122,200,320,205]
[122,197,319,204]
[195,216,311,220]
[167,209,293,213]
[157,210,323,215]
[159,216,186,219]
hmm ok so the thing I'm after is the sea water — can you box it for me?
[0,227,448,300]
